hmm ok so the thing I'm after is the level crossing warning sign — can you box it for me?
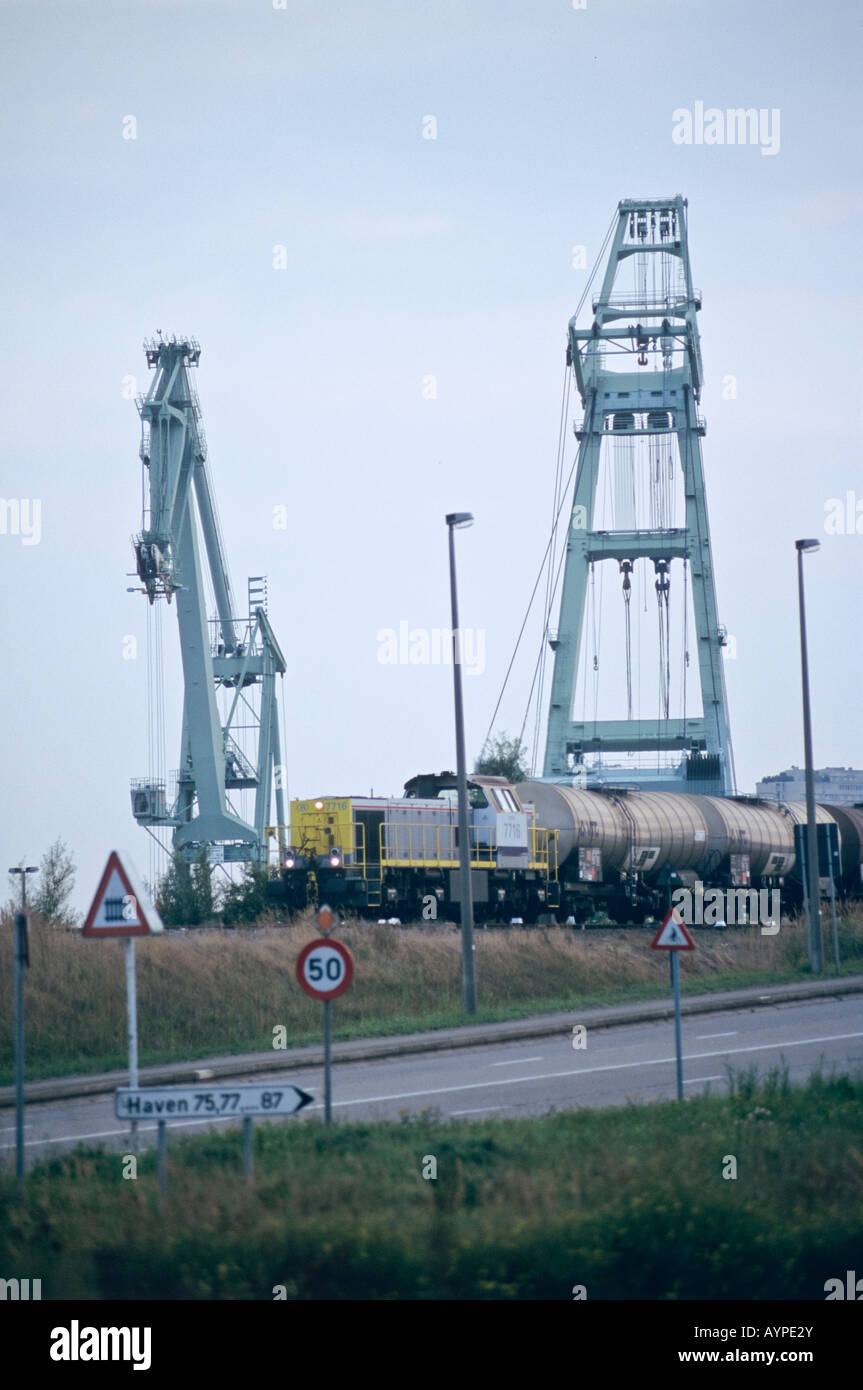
[82,850,164,938]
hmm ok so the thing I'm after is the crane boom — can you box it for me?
[130,335,286,865]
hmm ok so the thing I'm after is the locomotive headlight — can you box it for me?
[328,849,342,868]
[284,850,296,870]
[314,799,324,810]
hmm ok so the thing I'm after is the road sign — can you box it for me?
[651,908,696,950]
[316,904,336,933]
[651,908,694,1099]
[297,937,354,1000]
[82,851,164,938]
[298,933,354,1126]
[115,1082,314,1121]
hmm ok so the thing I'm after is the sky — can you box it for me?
[1,0,861,911]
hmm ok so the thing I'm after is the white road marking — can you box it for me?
[304,1030,863,1111]
[6,1029,862,1148]
[683,1076,724,1085]
[696,1031,737,1040]
[451,1106,502,1115]
[0,1113,262,1151]
[489,1056,544,1067]
[0,1126,136,1148]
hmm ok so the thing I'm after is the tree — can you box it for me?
[474,732,529,783]
[219,862,269,925]
[192,849,214,922]
[32,839,78,926]
[156,850,208,927]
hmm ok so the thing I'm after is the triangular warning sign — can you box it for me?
[651,907,695,950]
[82,851,164,938]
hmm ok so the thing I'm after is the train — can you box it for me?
[265,772,863,925]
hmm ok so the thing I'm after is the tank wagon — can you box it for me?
[266,774,863,925]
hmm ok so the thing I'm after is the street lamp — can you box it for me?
[795,538,822,974]
[446,511,477,1015]
[8,865,38,910]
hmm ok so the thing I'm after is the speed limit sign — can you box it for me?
[296,937,354,1001]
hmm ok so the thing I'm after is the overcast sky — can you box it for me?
[1,0,861,910]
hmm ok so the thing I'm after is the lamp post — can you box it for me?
[8,864,37,1193]
[446,512,477,1015]
[9,864,38,913]
[795,539,822,974]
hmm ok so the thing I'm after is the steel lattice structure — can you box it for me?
[542,198,734,794]
[129,336,286,864]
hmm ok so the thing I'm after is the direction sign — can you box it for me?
[115,1082,314,1121]
[297,937,354,1000]
[83,851,164,938]
[651,908,696,951]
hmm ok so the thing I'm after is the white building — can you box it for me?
[756,766,863,807]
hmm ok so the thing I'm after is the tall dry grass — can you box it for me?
[1,909,861,1082]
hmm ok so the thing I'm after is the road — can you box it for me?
[2,994,862,1164]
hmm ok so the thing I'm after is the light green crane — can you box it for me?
[129,336,287,864]
[543,198,734,794]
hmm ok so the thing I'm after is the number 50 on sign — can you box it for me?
[296,938,354,1000]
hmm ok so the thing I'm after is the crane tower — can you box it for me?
[542,197,734,795]
[129,336,286,865]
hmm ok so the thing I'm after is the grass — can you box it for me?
[1,1070,861,1299]
[1,911,862,1086]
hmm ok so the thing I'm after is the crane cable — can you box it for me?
[681,556,689,734]
[518,504,574,754]
[621,562,633,721]
[482,445,579,754]
[485,208,618,766]
[655,561,671,721]
[531,363,571,768]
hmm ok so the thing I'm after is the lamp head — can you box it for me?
[446,512,474,529]
[795,538,820,553]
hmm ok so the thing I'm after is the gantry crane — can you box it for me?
[542,198,734,795]
[129,335,287,864]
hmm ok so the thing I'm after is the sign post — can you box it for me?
[243,1116,253,1187]
[157,1120,167,1211]
[296,906,354,1126]
[651,908,696,1100]
[114,1081,314,1197]
[323,997,332,1125]
[83,851,164,1146]
[13,911,29,1195]
[8,863,37,1196]
[125,938,139,1145]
